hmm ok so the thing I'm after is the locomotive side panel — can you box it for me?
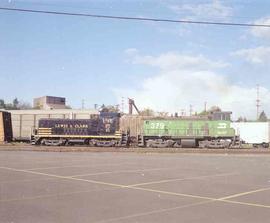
[140,119,235,148]
[143,120,235,138]
[38,119,99,136]
[32,112,126,146]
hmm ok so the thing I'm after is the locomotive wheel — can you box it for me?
[146,139,175,148]
[173,142,182,148]
[88,140,97,147]
[96,140,117,147]
[41,139,64,146]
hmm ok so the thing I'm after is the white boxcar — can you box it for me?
[231,122,269,145]
[7,109,99,141]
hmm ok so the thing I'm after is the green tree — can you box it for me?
[198,105,221,116]
[100,104,119,112]
[258,111,268,122]
[18,101,32,110]
[5,103,15,110]
[0,98,33,110]
[157,111,169,117]
[236,116,247,122]
[0,99,5,109]
[13,98,19,109]
[140,108,155,116]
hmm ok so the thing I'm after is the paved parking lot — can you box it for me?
[0,150,270,222]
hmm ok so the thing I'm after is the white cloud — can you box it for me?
[251,16,270,39]
[169,0,233,21]
[115,50,270,119]
[232,46,270,64]
[124,48,138,55]
[129,51,228,70]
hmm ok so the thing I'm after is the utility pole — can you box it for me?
[121,97,124,113]
[81,99,85,109]
[256,84,260,120]
[189,105,193,116]
[180,109,185,116]
[204,101,207,112]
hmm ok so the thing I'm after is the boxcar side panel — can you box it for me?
[231,122,269,144]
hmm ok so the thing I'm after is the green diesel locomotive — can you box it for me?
[138,119,237,148]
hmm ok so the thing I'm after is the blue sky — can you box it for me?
[1,0,270,119]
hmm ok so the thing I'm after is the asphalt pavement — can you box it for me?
[0,149,270,222]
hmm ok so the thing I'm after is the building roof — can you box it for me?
[6,109,99,115]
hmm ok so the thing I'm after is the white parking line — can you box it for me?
[0,187,118,203]
[95,200,213,223]
[0,166,215,201]
[219,186,270,200]
[70,167,181,177]
[128,172,238,187]
[0,166,127,188]
[1,166,270,211]
[24,162,137,171]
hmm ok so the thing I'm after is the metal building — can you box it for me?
[33,96,67,110]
